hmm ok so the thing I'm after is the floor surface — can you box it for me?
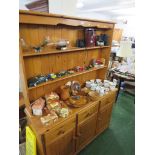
[78,91,135,155]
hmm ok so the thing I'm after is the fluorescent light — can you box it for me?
[76,1,84,8]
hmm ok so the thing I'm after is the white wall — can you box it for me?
[115,16,135,38]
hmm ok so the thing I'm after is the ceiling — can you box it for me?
[76,0,135,21]
[20,0,135,22]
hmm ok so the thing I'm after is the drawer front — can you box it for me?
[100,91,116,110]
[78,102,99,124]
[44,117,76,145]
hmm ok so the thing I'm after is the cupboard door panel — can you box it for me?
[100,91,116,111]
[77,114,97,150]
[46,128,75,155]
[96,103,113,133]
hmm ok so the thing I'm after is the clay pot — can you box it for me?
[58,85,70,101]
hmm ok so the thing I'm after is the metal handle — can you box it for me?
[98,117,102,121]
[73,136,78,140]
[85,112,91,118]
[58,130,65,135]
[77,132,82,137]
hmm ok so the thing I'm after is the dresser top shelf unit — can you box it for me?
[19,10,115,109]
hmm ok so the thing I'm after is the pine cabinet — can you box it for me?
[19,10,116,155]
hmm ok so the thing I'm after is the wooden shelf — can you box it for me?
[28,66,107,90]
[23,46,110,57]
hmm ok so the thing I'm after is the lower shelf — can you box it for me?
[28,66,107,90]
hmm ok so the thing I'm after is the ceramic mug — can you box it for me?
[110,86,115,90]
[96,79,102,83]
[90,79,95,83]
[105,87,110,92]
[113,79,117,85]
[86,81,91,88]
[104,82,110,88]
[90,86,96,91]
[99,88,105,96]
[95,86,101,93]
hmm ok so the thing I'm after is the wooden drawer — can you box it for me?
[44,117,76,145]
[78,101,99,124]
[100,91,116,110]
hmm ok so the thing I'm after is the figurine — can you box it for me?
[45,92,60,104]
[32,37,50,52]
[58,85,70,101]
[56,40,69,50]
[68,69,75,74]
[85,65,93,70]
[59,108,69,118]
[56,70,69,78]
[28,75,48,87]
[31,98,45,116]
[76,39,85,48]
[46,73,57,80]
[20,36,50,53]
[96,35,104,46]
[74,66,85,72]
[40,111,58,125]
[71,81,81,95]
[92,59,104,68]
[47,39,70,50]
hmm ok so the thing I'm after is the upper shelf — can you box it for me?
[22,46,110,57]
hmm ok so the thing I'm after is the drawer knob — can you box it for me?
[85,113,91,118]
[58,130,65,135]
[73,136,78,140]
[77,132,82,137]
[98,117,102,121]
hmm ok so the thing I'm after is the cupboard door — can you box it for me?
[46,128,75,155]
[96,103,113,134]
[77,114,97,151]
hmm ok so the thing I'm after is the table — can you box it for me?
[111,71,135,102]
